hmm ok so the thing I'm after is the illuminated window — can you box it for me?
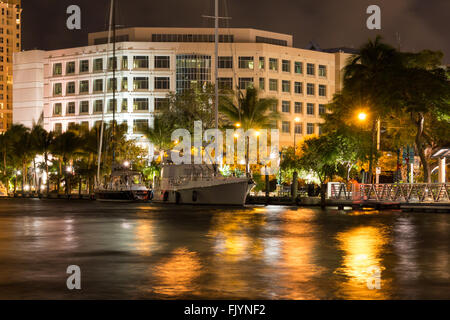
[294,61,303,74]
[218,56,233,69]
[133,77,149,90]
[93,58,103,72]
[319,85,326,97]
[307,103,315,115]
[80,101,89,114]
[307,63,315,75]
[318,65,327,77]
[282,60,290,72]
[281,101,290,113]
[108,57,117,70]
[79,80,89,93]
[282,80,290,93]
[53,83,62,96]
[53,103,62,115]
[238,78,253,89]
[238,56,254,69]
[133,56,149,69]
[269,58,278,71]
[282,121,290,133]
[269,79,278,91]
[176,54,211,92]
[133,98,149,111]
[122,56,128,69]
[93,79,103,92]
[121,77,128,91]
[155,56,170,69]
[307,83,315,95]
[94,100,103,113]
[294,81,302,94]
[66,61,75,74]
[259,57,265,69]
[259,77,265,90]
[80,60,89,73]
[67,102,75,114]
[155,77,170,90]
[53,63,62,76]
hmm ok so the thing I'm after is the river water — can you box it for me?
[0,199,448,299]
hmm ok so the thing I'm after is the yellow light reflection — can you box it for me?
[134,220,154,256]
[335,226,391,299]
[153,248,202,297]
[276,209,322,299]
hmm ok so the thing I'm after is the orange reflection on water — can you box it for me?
[153,248,202,297]
[133,219,154,256]
[208,210,266,262]
[276,209,322,299]
[335,225,391,299]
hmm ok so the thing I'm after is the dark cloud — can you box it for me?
[22,0,450,63]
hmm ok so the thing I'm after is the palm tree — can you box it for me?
[220,87,279,131]
[51,131,82,195]
[30,125,55,194]
[220,87,280,174]
[7,125,33,192]
[343,36,400,182]
[145,115,174,162]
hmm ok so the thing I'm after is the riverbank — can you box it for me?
[2,193,449,213]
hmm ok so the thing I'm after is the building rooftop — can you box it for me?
[88,27,293,47]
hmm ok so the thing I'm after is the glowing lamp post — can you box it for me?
[357,111,381,184]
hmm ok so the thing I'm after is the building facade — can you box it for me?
[0,0,21,132]
[13,27,351,156]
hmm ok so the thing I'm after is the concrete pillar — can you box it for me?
[438,157,446,183]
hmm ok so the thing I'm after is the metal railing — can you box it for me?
[329,183,450,203]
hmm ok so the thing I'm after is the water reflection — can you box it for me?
[0,200,449,299]
[206,209,267,298]
[335,225,391,299]
[153,248,202,297]
[275,209,322,299]
[208,210,266,262]
[133,219,155,256]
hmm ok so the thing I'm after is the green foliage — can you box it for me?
[220,87,280,130]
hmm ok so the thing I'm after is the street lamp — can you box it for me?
[357,111,381,184]
[294,117,300,155]
[357,112,367,121]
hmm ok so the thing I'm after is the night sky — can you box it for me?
[21,0,450,63]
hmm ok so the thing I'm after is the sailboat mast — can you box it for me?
[112,0,116,165]
[214,0,219,164]
[97,0,115,183]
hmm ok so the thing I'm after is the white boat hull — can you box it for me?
[153,179,253,206]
